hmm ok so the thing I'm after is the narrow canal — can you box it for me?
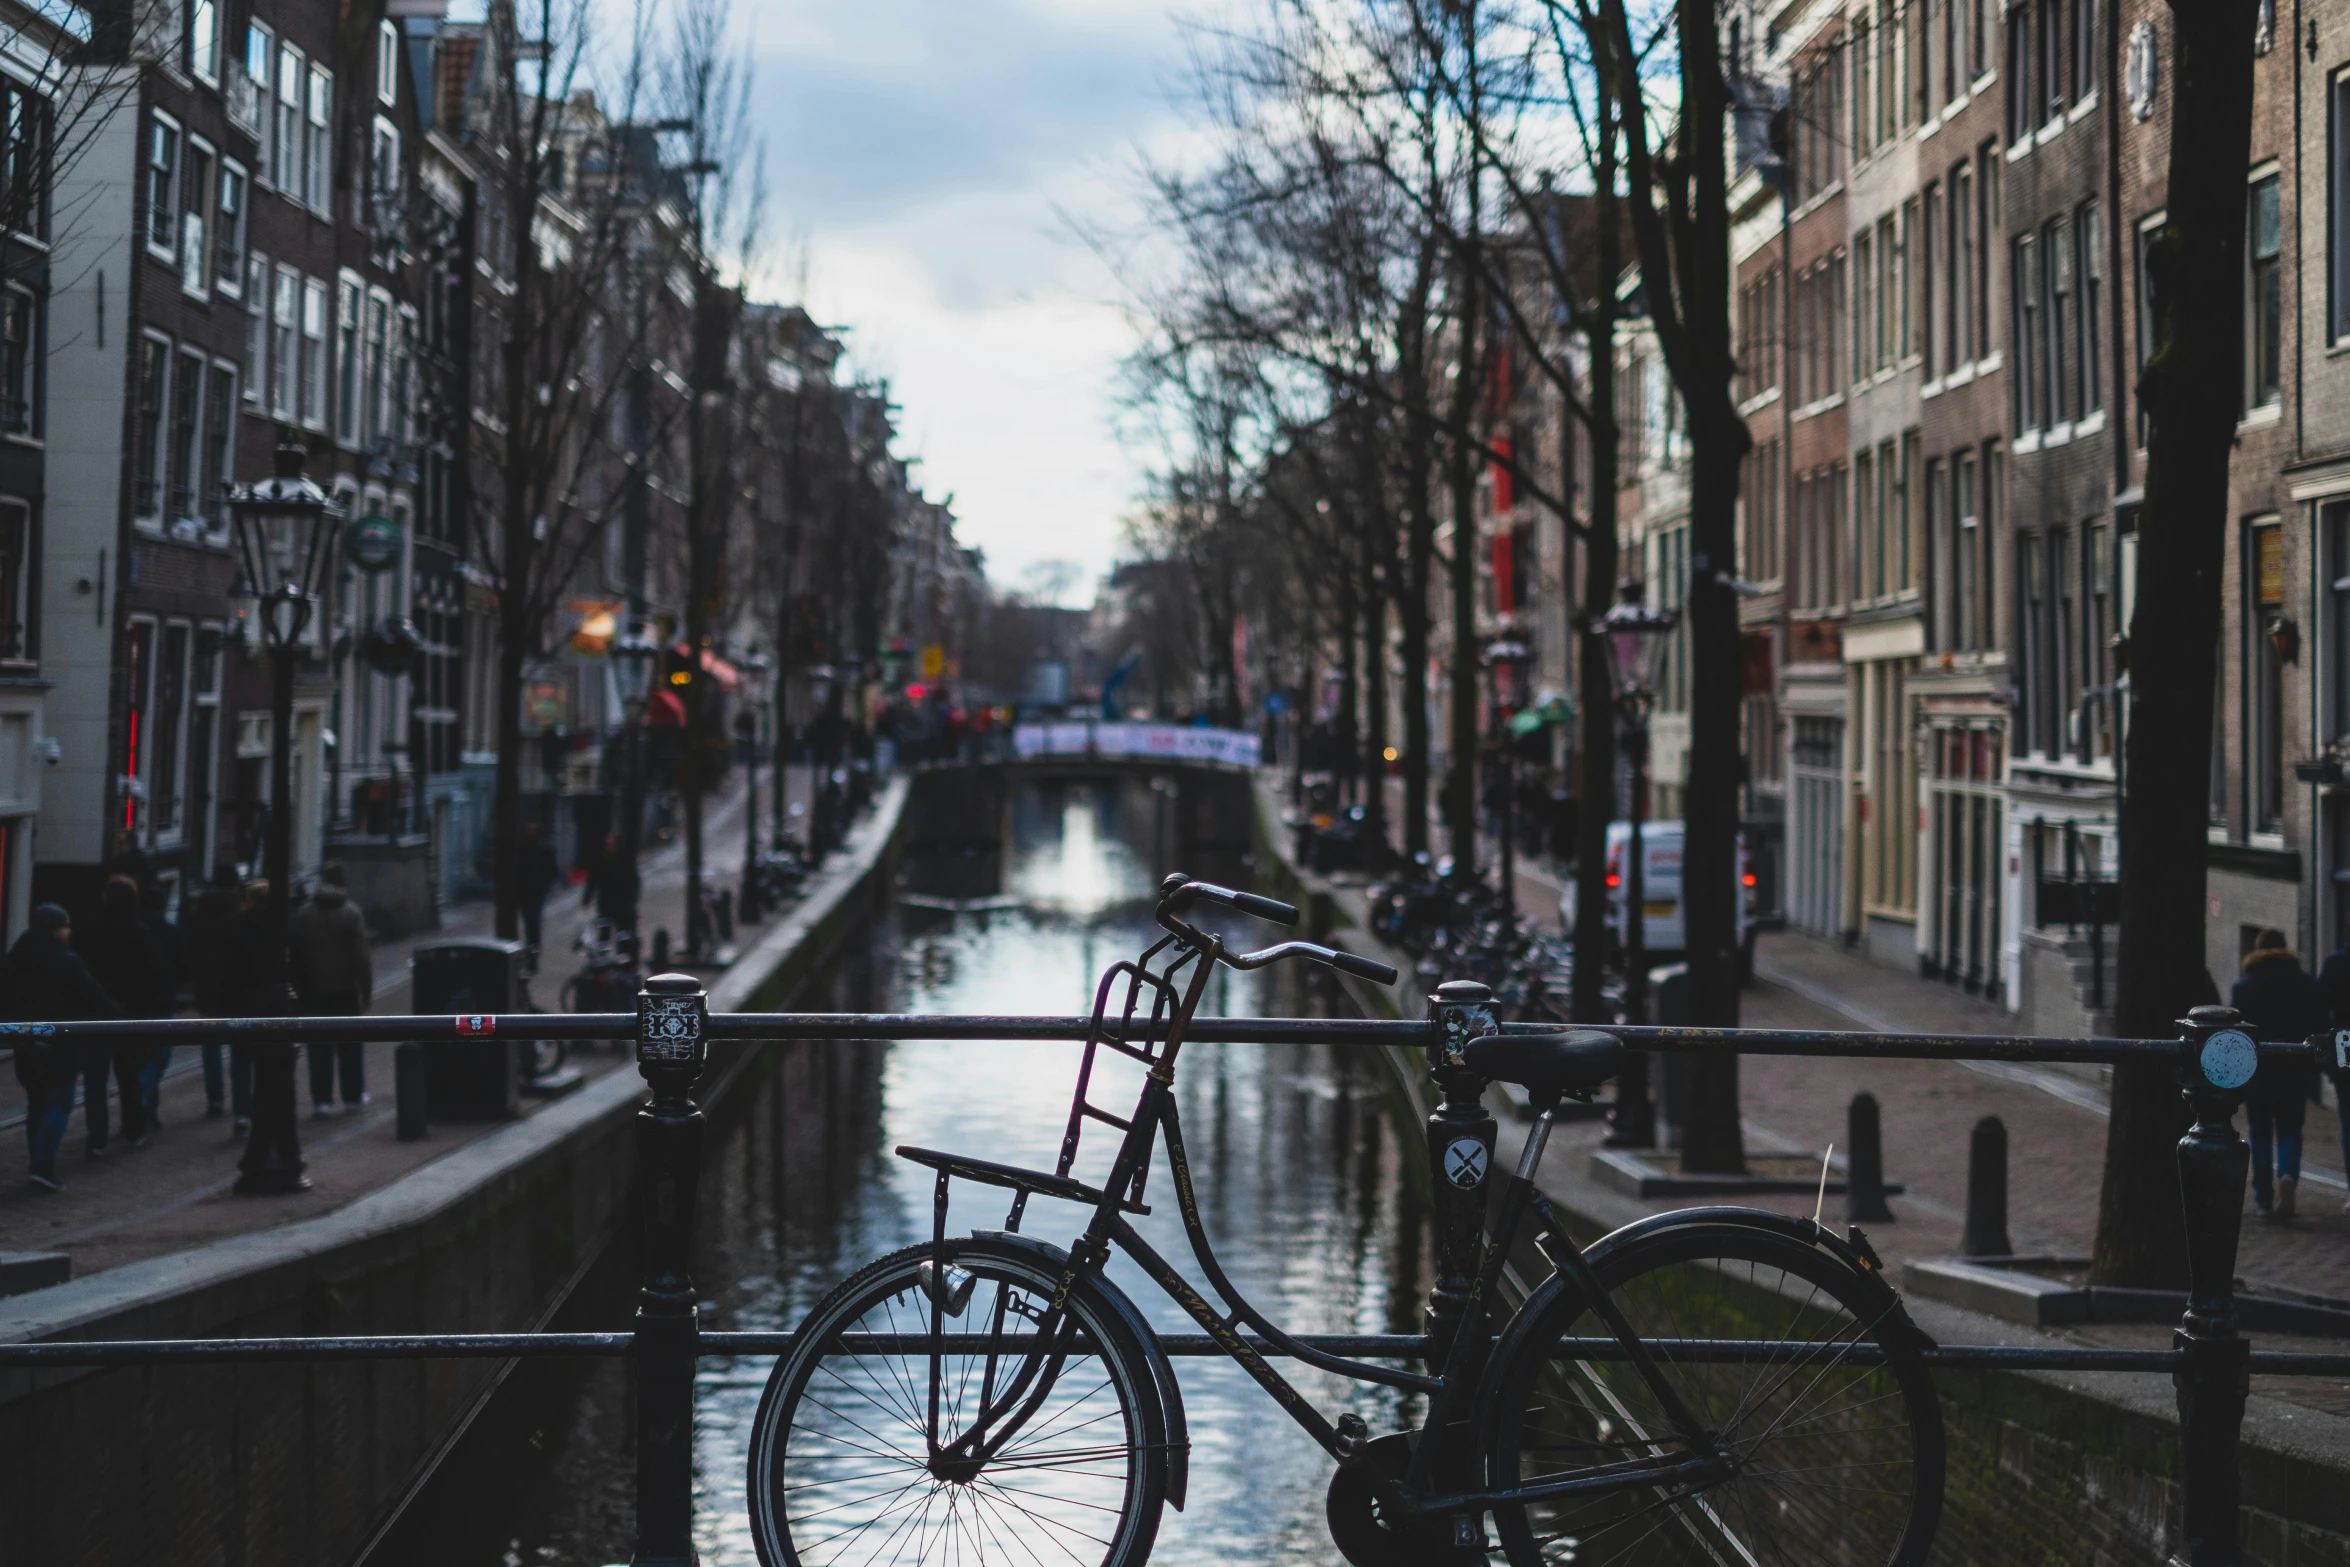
[384,777,1430,1566]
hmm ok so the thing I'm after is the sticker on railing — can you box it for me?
[456,1015,495,1035]
[2198,1029,2258,1091]
[2337,1029,2350,1072]
[640,994,702,1061]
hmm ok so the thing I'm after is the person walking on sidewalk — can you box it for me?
[518,822,559,961]
[2313,934,2350,1214]
[5,905,119,1190]
[182,864,249,1123]
[2233,928,2326,1219]
[74,876,175,1146]
[290,863,372,1116]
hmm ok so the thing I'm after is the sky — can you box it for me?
[739,1,1217,606]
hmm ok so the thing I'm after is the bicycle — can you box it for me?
[748,873,1945,1566]
[560,920,642,1014]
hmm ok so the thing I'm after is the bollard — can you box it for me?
[1425,980,1499,1367]
[2173,1004,2255,1567]
[1844,1091,1895,1222]
[632,973,708,1567]
[1961,1115,2011,1257]
[394,1042,429,1142]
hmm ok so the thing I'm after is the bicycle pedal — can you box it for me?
[1333,1412,1369,1459]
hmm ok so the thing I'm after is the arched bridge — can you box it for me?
[908,723,1263,863]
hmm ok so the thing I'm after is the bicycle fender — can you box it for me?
[971,1230,1190,1511]
[1583,1206,1937,1353]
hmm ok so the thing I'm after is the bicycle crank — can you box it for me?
[1326,1432,1475,1567]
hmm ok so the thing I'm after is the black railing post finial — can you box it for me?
[1425,980,1499,1366]
[2173,1002,2255,1567]
[633,972,709,1567]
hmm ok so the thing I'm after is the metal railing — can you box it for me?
[2,980,2341,1567]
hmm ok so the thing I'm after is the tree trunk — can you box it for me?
[1447,234,1484,873]
[1571,76,1624,1028]
[2093,0,2260,1288]
[489,239,539,944]
[1399,251,1440,861]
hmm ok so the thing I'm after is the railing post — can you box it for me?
[633,973,709,1567]
[2172,1003,2255,1567]
[1425,980,1499,1366]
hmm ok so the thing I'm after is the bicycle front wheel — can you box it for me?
[747,1237,1170,1567]
[1484,1223,1943,1566]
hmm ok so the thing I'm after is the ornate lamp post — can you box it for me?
[737,649,772,922]
[1596,580,1677,1148]
[226,441,342,1195]
[610,623,661,939]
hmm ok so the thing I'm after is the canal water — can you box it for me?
[388,778,1429,1566]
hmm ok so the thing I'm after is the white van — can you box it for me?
[1560,821,1756,979]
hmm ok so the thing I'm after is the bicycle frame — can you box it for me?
[916,894,1731,1519]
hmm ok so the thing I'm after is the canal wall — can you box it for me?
[0,778,911,1567]
[1246,780,2350,1565]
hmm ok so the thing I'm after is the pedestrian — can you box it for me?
[3,904,119,1191]
[518,821,559,958]
[2231,927,2326,1219]
[290,862,372,1116]
[222,880,282,1139]
[182,864,250,1122]
[74,875,174,1147]
[2313,931,2350,1214]
[585,833,637,927]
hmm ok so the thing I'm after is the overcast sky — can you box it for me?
[738,1,1212,606]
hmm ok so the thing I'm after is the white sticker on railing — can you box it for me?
[1443,1137,1490,1190]
[2199,1029,2259,1091]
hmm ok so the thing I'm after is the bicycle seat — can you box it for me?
[1463,1031,1626,1103]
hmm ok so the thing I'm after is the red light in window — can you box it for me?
[1743,873,1757,887]
[1604,873,1620,888]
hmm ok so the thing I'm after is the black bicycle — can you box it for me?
[749,874,1945,1565]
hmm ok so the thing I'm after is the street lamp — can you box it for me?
[737,649,772,922]
[225,441,342,1196]
[1595,580,1677,1149]
[610,623,661,938]
[1481,636,1532,916]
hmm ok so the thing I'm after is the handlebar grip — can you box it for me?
[1227,890,1300,926]
[1325,948,1399,986]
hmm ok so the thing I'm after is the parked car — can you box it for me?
[1560,820,1756,982]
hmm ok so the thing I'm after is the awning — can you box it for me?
[644,689,688,728]
[570,607,619,655]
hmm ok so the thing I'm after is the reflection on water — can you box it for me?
[416,778,1425,1565]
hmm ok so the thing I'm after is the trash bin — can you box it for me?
[412,940,526,1119]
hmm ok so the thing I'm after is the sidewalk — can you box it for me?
[0,778,774,1282]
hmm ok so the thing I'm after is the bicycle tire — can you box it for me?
[1483,1223,1943,1567]
[747,1236,1170,1567]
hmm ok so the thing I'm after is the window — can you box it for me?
[306,65,331,213]
[202,363,233,533]
[134,338,167,522]
[245,22,272,166]
[214,161,246,294]
[1954,448,1980,650]
[393,305,416,443]
[378,19,401,104]
[2012,232,2037,430]
[335,274,361,444]
[271,266,297,419]
[2018,531,2048,751]
[371,116,401,228]
[364,288,389,443]
[2039,0,2064,122]
[276,43,301,202]
[2334,73,2350,342]
[0,289,34,437]
[2247,172,2282,411]
[188,0,218,83]
[1854,228,1873,383]
[1926,458,1948,642]
[151,624,189,841]
[1951,160,1974,363]
[168,347,202,526]
[1854,11,1874,158]
[2326,502,2350,741]
[1922,182,1940,375]
[0,499,28,659]
[1854,447,1875,603]
[2008,0,2034,141]
[3,75,48,240]
[2084,519,2112,757]
[1898,429,1920,591]
[2050,524,2075,754]
[244,253,266,406]
[1898,201,1916,358]
[301,277,327,429]
[180,139,212,295]
[2073,0,2097,104]
[122,619,151,837]
[2247,517,2284,830]
[145,114,179,256]
[2047,214,2071,424]
[2079,200,2103,412]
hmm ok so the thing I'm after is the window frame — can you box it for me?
[305,64,332,215]
[2245,514,2286,832]
[2246,169,2283,413]
[166,343,204,533]
[300,275,328,431]
[245,21,274,175]
[144,110,180,264]
[378,19,401,105]
[0,285,38,441]
[275,41,302,204]
[0,495,31,663]
[188,0,219,86]
[133,334,170,528]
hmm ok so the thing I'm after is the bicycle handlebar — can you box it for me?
[1222,940,1400,987]
[1161,875,1299,927]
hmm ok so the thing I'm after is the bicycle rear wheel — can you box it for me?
[748,1237,1169,1567]
[1484,1224,1943,1566]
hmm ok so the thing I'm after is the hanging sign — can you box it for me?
[345,513,403,573]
